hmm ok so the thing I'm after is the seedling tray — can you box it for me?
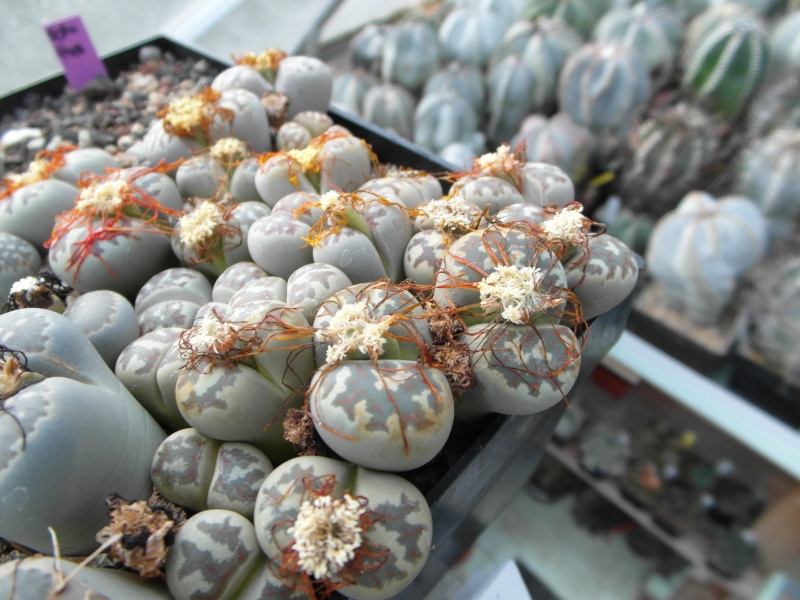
[0,35,634,598]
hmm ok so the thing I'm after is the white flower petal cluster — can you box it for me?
[7,159,50,187]
[184,311,241,356]
[287,146,319,172]
[75,179,129,213]
[9,276,38,296]
[542,206,586,245]
[178,201,225,248]
[164,96,206,132]
[477,265,548,324]
[316,300,393,364]
[475,145,511,172]
[318,190,345,213]
[288,493,366,580]
[418,196,480,232]
[210,137,247,164]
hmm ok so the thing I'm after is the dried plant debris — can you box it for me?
[95,492,185,578]
[284,408,329,457]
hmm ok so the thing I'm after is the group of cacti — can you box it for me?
[0,43,641,598]
[333,0,799,380]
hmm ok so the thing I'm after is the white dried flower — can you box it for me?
[9,276,38,296]
[163,96,206,132]
[6,158,51,187]
[316,300,393,364]
[542,206,586,245]
[475,145,511,172]
[75,179,130,213]
[318,190,345,212]
[418,196,480,232]
[477,265,549,324]
[210,137,247,164]
[183,311,241,356]
[178,201,225,248]
[287,146,319,172]
[288,493,366,580]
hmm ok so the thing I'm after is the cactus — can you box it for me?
[511,112,593,183]
[645,192,768,325]
[491,17,582,114]
[414,91,480,155]
[593,3,683,86]
[439,8,508,70]
[486,55,539,146]
[361,83,416,140]
[331,68,379,117]
[381,20,441,92]
[623,102,719,217]
[558,43,651,134]
[523,0,609,39]
[423,62,486,121]
[681,6,770,119]
[769,11,800,73]
[0,231,41,299]
[745,72,800,140]
[734,127,800,242]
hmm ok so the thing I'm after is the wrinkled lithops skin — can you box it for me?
[460,322,581,416]
[275,56,333,119]
[54,148,120,185]
[565,235,640,320]
[48,217,174,296]
[0,179,78,247]
[451,176,525,214]
[247,215,313,280]
[0,231,42,298]
[166,510,264,600]
[228,157,262,202]
[0,556,172,600]
[254,155,316,207]
[404,229,448,286]
[176,155,227,199]
[213,261,269,303]
[137,299,202,335]
[309,360,454,471]
[433,227,567,319]
[62,289,138,368]
[135,268,213,315]
[152,428,273,518]
[254,456,433,600]
[116,327,187,430]
[313,282,433,366]
[228,276,288,307]
[141,119,200,165]
[286,263,353,322]
[521,162,575,207]
[212,64,273,96]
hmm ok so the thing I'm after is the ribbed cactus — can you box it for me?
[645,192,767,325]
[593,3,683,86]
[423,62,486,121]
[381,20,441,92]
[350,23,385,75]
[486,55,538,146]
[734,127,800,242]
[414,92,480,154]
[523,0,609,39]
[511,112,593,183]
[361,83,416,139]
[491,17,581,114]
[746,73,800,140]
[681,5,770,119]
[623,102,719,216]
[558,43,651,134]
[770,11,800,73]
[331,69,379,117]
[438,7,509,70]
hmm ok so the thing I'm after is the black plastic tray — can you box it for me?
[0,35,634,598]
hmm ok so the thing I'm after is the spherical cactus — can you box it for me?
[414,92,480,155]
[423,62,486,121]
[486,55,539,146]
[623,102,719,217]
[438,8,508,70]
[593,3,683,86]
[681,6,770,119]
[746,73,800,140]
[350,23,386,75]
[511,112,593,183]
[491,17,582,114]
[558,43,651,134]
[381,20,441,92]
[361,84,416,140]
[734,127,800,242]
[0,231,41,299]
[331,69,380,117]
[645,192,768,325]
[523,0,607,39]
[770,11,800,73]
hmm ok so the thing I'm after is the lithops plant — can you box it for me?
[734,127,800,242]
[746,73,800,140]
[645,191,768,325]
[134,267,213,332]
[151,428,273,518]
[175,136,251,200]
[254,455,433,599]
[592,3,683,87]
[0,309,165,554]
[558,42,651,136]
[490,17,582,115]
[381,20,441,92]
[438,7,508,70]
[0,231,42,299]
[770,11,800,73]
[46,166,182,296]
[511,113,593,184]
[681,5,770,119]
[622,102,719,217]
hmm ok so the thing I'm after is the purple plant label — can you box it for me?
[44,15,108,91]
